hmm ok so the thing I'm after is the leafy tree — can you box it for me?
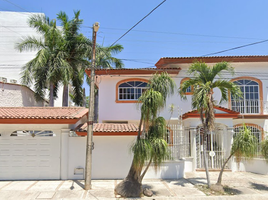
[115,72,176,197]
[179,61,241,187]
[16,14,64,106]
[216,124,257,187]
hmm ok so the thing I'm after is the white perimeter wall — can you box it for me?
[231,158,268,175]
[67,135,185,180]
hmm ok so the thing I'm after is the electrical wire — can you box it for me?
[202,39,268,57]
[110,0,167,46]
[1,0,29,12]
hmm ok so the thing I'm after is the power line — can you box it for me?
[101,27,263,41]
[82,25,263,41]
[110,0,167,46]
[2,0,29,12]
[202,39,268,57]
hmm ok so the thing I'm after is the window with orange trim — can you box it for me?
[180,77,193,95]
[230,77,262,114]
[116,79,148,103]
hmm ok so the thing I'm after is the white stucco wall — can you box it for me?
[0,11,63,107]
[98,73,192,123]
[0,83,46,107]
[98,61,268,123]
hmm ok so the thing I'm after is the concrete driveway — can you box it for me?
[0,172,267,199]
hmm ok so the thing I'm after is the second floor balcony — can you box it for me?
[231,100,268,114]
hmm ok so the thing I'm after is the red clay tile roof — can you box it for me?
[77,123,139,132]
[182,106,240,119]
[155,55,268,68]
[0,107,88,124]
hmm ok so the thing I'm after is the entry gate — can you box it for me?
[196,125,226,169]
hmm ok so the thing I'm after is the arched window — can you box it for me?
[10,130,55,137]
[180,77,193,95]
[234,124,263,143]
[234,124,263,156]
[230,77,262,114]
[116,79,148,103]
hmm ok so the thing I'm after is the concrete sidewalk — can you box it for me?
[0,172,267,199]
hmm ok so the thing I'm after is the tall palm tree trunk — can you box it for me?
[49,83,54,107]
[62,85,69,107]
[114,161,143,197]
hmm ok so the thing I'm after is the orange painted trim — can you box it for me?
[183,113,239,120]
[115,78,149,103]
[237,115,268,119]
[155,56,268,68]
[0,118,80,124]
[234,123,264,140]
[76,131,138,136]
[228,76,263,114]
[180,77,193,95]
[85,69,181,76]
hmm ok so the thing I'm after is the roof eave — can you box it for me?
[85,68,181,76]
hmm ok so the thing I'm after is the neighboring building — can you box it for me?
[85,55,268,175]
[0,11,64,107]
[0,107,141,180]
[0,107,88,180]
[0,81,47,107]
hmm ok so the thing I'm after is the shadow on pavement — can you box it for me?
[73,180,85,189]
[223,186,242,195]
[250,182,268,191]
[165,179,191,187]
[185,178,207,185]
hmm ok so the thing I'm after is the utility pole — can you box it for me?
[85,22,99,190]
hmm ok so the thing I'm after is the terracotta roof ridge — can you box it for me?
[160,55,268,59]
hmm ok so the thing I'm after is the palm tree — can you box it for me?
[179,61,241,187]
[17,14,65,106]
[216,124,257,187]
[57,11,90,106]
[18,11,124,107]
[115,72,176,197]
[95,44,124,69]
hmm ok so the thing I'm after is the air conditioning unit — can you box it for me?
[10,79,17,84]
[0,77,7,83]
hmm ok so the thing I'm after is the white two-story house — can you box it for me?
[85,55,268,174]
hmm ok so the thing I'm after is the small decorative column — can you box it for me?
[190,127,197,171]
[61,129,70,180]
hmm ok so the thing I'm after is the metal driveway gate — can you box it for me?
[196,125,226,169]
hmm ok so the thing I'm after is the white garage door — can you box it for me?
[0,130,60,180]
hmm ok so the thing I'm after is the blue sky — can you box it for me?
[2,0,268,94]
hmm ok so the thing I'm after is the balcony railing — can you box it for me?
[231,100,260,114]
